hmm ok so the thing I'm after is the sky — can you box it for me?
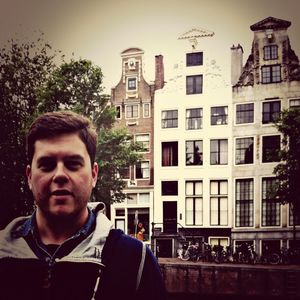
[1,0,300,93]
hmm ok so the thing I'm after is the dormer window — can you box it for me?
[264,45,278,60]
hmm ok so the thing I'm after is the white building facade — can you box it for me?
[152,28,232,257]
[231,17,300,256]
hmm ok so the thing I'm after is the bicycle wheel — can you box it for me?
[181,250,190,261]
[269,253,280,265]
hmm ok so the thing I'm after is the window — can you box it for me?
[236,103,254,124]
[264,45,278,60]
[162,142,178,166]
[262,177,280,226]
[186,52,203,66]
[262,135,280,163]
[127,193,137,204]
[261,65,281,83]
[115,105,121,119]
[143,103,150,117]
[136,161,149,179]
[139,193,150,204]
[162,181,178,195]
[210,139,228,165]
[289,204,300,226]
[186,108,202,129]
[211,106,228,125]
[235,179,254,227]
[115,219,125,232]
[118,165,130,179]
[186,181,203,225]
[210,180,228,226]
[126,104,139,118]
[116,209,125,216]
[290,99,300,109]
[161,110,178,128]
[136,134,150,152]
[127,77,137,90]
[186,75,203,94]
[235,137,253,165]
[262,100,280,124]
[186,140,203,165]
[209,238,229,248]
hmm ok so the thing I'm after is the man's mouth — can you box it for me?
[51,190,74,197]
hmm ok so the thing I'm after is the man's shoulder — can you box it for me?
[0,216,31,238]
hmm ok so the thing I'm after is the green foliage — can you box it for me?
[38,58,143,211]
[273,108,300,228]
[0,34,59,228]
[0,36,142,227]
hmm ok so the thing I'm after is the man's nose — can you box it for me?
[53,163,69,184]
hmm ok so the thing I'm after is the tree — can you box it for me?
[0,36,142,228]
[38,58,144,216]
[0,34,59,228]
[273,108,300,247]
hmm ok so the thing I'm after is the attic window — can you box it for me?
[264,45,278,60]
[186,52,203,66]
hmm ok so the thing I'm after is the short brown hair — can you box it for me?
[26,111,97,165]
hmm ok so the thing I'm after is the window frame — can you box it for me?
[261,65,281,84]
[185,180,203,226]
[125,104,139,119]
[161,141,178,167]
[262,100,281,124]
[186,75,203,94]
[127,77,137,91]
[235,103,254,124]
[210,139,228,165]
[211,106,228,125]
[262,135,281,163]
[235,178,254,228]
[186,52,203,66]
[186,140,203,166]
[263,45,278,60]
[135,160,150,179]
[143,103,151,118]
[235,137,254,165]
[161,110,178,129]
[261,177,281,227]
[210,180,228,226]
[135,133,150,153]
[186,108,203,130]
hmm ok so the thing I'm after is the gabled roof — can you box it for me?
[121,47,144,56]
[250,16,291,31]
[178,27,214,40]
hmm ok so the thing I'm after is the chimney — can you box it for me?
[231,44,243,86]
[154,54,164,90]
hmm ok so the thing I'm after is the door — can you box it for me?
[163,201,177,233]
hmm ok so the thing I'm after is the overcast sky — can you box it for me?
[1,0,300,93]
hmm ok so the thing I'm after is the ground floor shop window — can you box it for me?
[127,208,149,241]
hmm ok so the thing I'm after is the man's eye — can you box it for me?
[39,162,56,171]
[65,161,82,170]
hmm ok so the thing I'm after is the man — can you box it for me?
[0,111,166,300]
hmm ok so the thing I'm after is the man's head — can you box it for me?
[27,111,97,167]
[26,111,99,224]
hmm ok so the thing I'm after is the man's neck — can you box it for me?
[35,209,89,245]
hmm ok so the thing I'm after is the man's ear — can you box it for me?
[92,162,99,188]
[26,165,32,190]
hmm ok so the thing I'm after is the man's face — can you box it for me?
[26,133,98,221]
